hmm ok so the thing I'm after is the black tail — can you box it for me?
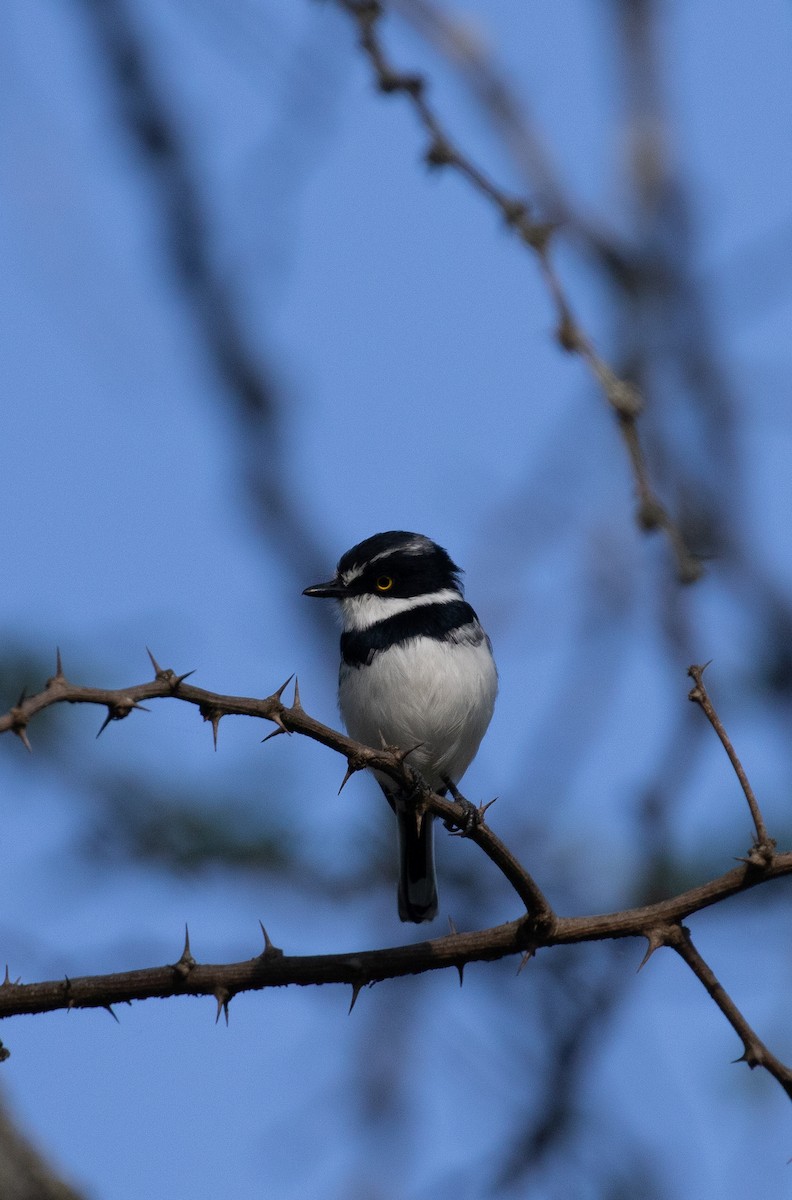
[396,810,438,923]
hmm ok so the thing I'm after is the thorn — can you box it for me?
[261,726,286,745]
[446,931,463,988]
[96,710,114,739]
[258,921,283,959]
[14,725,32,753]
[200,706,222,749]
[637,930,665,972]
[687,660,714,702]
[478,797,498,819]
[688,660,714,679]
[214,989,231,1026]
[173,924,197,978]
[337,761,357,795]
[267,709,291,736]
[148,647,195,689]
[292,676,303,711]
[348,983,363,1014]
[517,950,534,974]
[146,646,163,676]
[10,692,32,750]
[102,1005,120,1024]
[46,648,66,689]
[2,966,9,987]
[394,740,424,765]
[739,838,777,869]
[96,700,146,738]
[733,1045,763,1069]
[271,675,295,702]
[338,751,368,794]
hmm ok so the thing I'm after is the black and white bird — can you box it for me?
[303,531,497,923]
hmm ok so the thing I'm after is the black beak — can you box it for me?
[303,578,347,599]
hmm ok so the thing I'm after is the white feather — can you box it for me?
[339,629,497,792]
[337,588,462,632]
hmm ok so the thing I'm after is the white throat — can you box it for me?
[339,588,462,632]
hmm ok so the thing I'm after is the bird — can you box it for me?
[303,530,497,923]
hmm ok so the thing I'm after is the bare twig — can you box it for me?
[332,0,701,584]
[394,0,576,223]
[688,663,774,859]
[667,924,792,1100]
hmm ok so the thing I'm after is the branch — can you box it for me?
[5,652,792,1109]
[667,924,792,1101]
[332,0,701,584]
[688,663,774,860]
[0,650,552,923]
[3,857,792,1018]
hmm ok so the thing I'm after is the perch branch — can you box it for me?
[3,655,792,1109]
[0,652,552,924]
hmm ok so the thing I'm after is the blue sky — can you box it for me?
[3,1,792,1197]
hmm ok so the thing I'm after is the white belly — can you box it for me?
[339,635,497,792]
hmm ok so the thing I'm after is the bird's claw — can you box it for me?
[444,794,480,836]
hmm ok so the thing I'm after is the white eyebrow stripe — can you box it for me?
[340,564,364,585]
[368,539,432,565]
[340,539,433,584]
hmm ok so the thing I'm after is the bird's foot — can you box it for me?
[442,778,480,836]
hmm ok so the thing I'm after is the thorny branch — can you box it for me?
[3,650,549,920]
[667,925,792,1102]
[1,652,792,1110]
[688,663,774,860]
[332,0,702,585]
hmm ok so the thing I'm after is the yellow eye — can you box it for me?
[376,575,394,592]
